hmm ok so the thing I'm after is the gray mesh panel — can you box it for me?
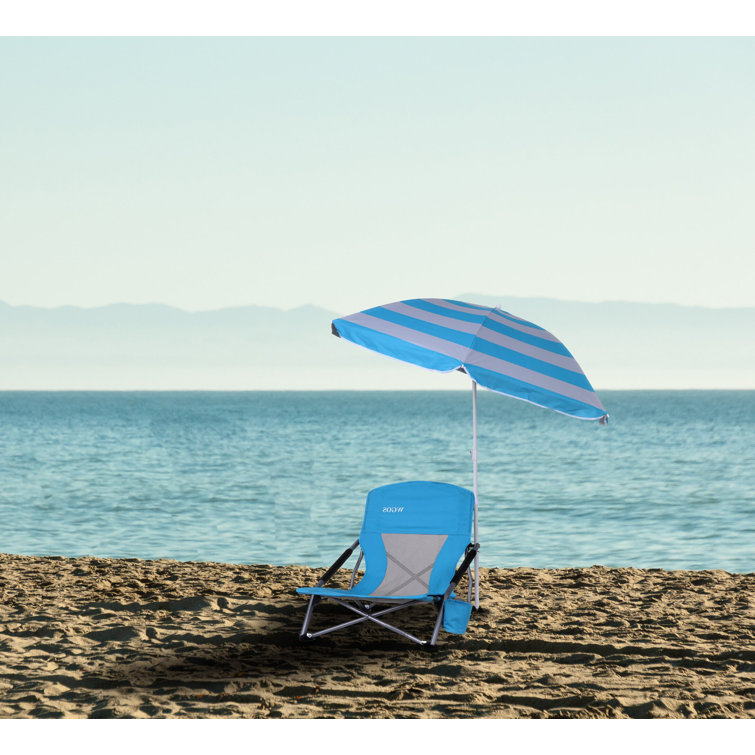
[373,533,448,596]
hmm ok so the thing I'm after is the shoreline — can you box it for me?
[1,553,753,718]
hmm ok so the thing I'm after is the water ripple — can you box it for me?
[0,390,753,571]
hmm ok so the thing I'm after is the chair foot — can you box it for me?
[422,642,438,654]
[298,633,315,643]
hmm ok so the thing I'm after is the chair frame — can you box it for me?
[299,539,479,648]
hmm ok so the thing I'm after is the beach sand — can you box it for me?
[0,553,753,719]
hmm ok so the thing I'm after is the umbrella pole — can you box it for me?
[472,380,480,609]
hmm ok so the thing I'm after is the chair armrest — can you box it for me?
[315,538,360,587]
[446,543,480,595]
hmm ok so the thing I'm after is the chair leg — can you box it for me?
[300,596,455,649]
[309,599,428,645]
[429,598,446,647]
[299,595,319,640]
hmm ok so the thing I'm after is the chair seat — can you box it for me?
[296,586,436,602]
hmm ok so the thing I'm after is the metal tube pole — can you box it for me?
[472,380,480,609]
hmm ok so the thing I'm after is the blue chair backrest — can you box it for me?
[355,481,474,597]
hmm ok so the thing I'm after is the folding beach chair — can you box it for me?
[297,481,479,648]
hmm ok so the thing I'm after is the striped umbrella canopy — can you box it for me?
[332,298,607,422]
[331,297,608,607]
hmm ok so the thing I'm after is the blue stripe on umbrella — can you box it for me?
[379,300,571,355]
[362,306,592,390]
[465,363,606,420]
[399,299,574,357]
[333,318,462,373]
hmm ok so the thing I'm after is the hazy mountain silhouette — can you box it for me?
[1,297,752,389]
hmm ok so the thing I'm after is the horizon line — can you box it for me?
[1,387,752,393]
[2,297,754,313]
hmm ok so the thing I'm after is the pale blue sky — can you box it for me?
[2,37,754,314]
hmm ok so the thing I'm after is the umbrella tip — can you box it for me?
[599,414,609,425]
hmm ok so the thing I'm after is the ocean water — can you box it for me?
[0,391,753,573]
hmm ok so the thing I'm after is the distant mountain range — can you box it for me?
[1,297,753,389]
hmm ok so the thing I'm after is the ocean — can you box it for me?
[0,391,753,573]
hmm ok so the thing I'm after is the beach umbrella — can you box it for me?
[331,297,608,608]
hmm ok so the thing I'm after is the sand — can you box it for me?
[0,553,753,719]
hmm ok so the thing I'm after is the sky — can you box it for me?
[1,36,754,315]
